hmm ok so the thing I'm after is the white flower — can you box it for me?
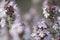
[8,1,14,6]
[43,8,50,18]
[43,8,46,14]
[53,24,60,30]
[34,36,41,40]
[31,33,36,37]
[0,8,7,18]
[39,31,45,38]
[13,4,17,9]
[43,11,50,18]
[37,21,47,28]
[53,23,59,30]
[55,6,60,13]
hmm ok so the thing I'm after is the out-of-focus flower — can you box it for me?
[29,8,37,15]
[7,0,23,40]
[23,13,32,21]
[0,8,7,18]
[0,1,9,40]
[9,22,25,40]
[11,23,24,33]
[23,24,31,40]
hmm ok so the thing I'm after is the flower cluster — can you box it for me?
[32,21,51,40]
[42,0,60,22]
[0,0,24,40]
